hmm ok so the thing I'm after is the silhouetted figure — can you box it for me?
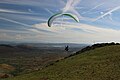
[65,45,69,51]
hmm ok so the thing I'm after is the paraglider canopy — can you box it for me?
[48,13,79,27]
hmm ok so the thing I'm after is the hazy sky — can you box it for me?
[0,0,120,43]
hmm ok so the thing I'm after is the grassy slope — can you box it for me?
[5,45,120,80]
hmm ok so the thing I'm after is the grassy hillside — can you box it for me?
[4,45,120,80]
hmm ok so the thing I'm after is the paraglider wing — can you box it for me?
[48,13,62,27]
[48,13,79,27]
[63,13,79,22]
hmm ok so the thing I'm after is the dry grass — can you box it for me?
[0,64,15,71]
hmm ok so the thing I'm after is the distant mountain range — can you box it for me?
[0,44,37,54]
[0,41,89,48]
[0,42,88,58]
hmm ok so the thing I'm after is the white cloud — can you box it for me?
[0,29,29,33]
[0,16,31,28]
[32,23,66,33]
[0,33,23,41]
[0,0,63,8]
[31,22,120,43]
[0,8,33,14]
[15,34,24,40]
